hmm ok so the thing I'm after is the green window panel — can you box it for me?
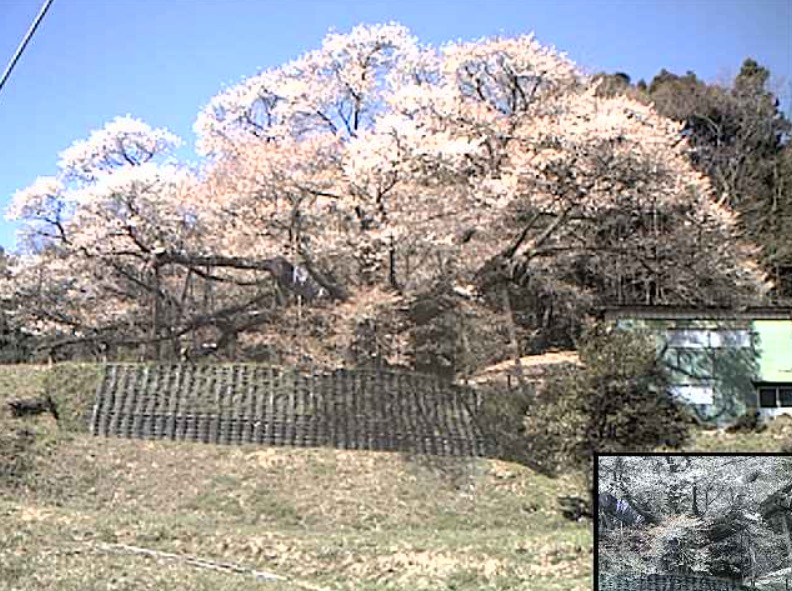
[754,320,792,383]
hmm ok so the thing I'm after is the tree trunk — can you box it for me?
[780,512,792,565]
[388,234,399,290]
[692,483,701,516]
[151,263,162,361]
[459,313,470,386]
[500,284,527,395]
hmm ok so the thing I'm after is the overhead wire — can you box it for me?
[0,0,56,96]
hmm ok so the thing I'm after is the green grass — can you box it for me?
[0,363,102,432]
[1,363,789,591]
[44,363,103,432]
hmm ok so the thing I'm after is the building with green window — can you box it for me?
[605,307,792,424]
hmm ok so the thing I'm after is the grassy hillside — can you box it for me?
[1,363,789,591]
[0,440,592,590]
[0,364,590,591]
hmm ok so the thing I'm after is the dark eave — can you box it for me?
[603,306,792,322]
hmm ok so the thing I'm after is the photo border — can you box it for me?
[593,451,791,591]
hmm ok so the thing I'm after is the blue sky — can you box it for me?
[1,0,790,252]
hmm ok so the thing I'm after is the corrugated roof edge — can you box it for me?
[602,306,792,321]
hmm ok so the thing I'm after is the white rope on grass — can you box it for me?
[93,542,337,591]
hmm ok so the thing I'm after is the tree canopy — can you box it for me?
[1,24,771,364]
[604,58,792,301]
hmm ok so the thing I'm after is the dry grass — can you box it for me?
[680,415,792,452]
[0,364,591,591]
[2,363,788,591]
[0,435,593,590]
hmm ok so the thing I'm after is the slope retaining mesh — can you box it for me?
[90,364,493,456]
[599,574,753,591]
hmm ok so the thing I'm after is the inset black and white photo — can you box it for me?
[596,454,792,591]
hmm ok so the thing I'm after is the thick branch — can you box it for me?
[158,252,346,301]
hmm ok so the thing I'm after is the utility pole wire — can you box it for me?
[0,0,56,96]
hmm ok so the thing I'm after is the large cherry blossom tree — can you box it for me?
[3,24,770,363]
[3,116,201,358]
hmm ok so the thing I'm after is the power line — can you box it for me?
[0,0,56,97]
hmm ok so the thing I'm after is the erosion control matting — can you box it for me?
[91,364,493,457]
